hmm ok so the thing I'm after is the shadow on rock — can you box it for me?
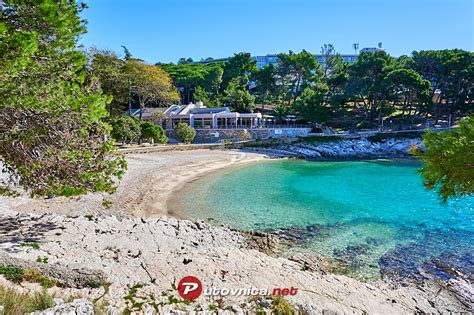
[0,214,59,244]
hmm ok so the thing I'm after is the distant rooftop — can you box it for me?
[190,107,229,114]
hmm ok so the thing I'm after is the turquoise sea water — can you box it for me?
[175,159,473,281]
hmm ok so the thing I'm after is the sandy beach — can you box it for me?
[1,138,424,218]
[1,149,271,218]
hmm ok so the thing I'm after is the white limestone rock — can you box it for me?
[29,299,93,315]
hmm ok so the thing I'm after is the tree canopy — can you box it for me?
[223,77,255,112]
[158,48,472,130]
[0,0,126,196]
[124,60,179,119]
[160,62,223,104]
[90,50,179,118]
[414,116,474,202]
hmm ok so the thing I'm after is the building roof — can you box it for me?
[190,107,229,114]
[164,103,261,120]
[165,105,186,116]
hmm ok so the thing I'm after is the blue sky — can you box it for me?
[79,0,474,64]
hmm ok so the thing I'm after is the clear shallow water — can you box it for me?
[175,159,473,281]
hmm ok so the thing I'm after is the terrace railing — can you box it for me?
[192,124,311,130]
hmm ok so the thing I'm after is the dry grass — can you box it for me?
[0,285,54,314]
[0,283,112,314]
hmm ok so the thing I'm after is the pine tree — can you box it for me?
[0,0,126,196]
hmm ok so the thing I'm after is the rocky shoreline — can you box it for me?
[0,211,471,314]
[243,137,423,160]
[1,142,472,314]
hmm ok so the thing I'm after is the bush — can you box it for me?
[236,130,252,141]
[0,109,127,197]
[140,122,167,144]
[269,295,295,314]
[21,269,56,288]
[109,116,141,143]
[174,123,196,144]
[0,186,20,197]
[0,266,56,288]
[0,266,23,282]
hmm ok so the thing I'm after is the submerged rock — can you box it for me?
[244,230,281,254]
[267,224,329,244]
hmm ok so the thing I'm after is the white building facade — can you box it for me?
[161,102,263,130]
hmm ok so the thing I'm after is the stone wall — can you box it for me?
[116,143,224,154]
[193,128,312,143]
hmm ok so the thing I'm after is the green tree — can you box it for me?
[90,52,179,118]
[177,57,193,64]
[222,52,257,89]
[125,60,180,120]
[121,45,133,60]
[160,63,204,104]
[320,44,342,78]
[277,50,321,104]
[161,62,224,104]
[140,122,167,144]
[174,123,196,144]
[89,49,130,115]
[252,64,279,107]
[321,46,349,122]
[192,85,221,107]
[223,77,255,112]
[411,49,474,122]
[201,63,224,99]
[0,0,126,196]
[193,86,210,103]
[325,61,349,116]
[346,51,396,125]
[109,116,141,143]
[293,87,329,124]
[274,103,291,121]
[413,116,474,202]
[382,68,431,129]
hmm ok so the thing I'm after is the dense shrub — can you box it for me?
[0,1,126,197]
[109,116,141,143]
[0,109,127,197]
[0,266,56,288]
[140,122,168,144]
[174,123,196,144]
[236,130,252,141]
